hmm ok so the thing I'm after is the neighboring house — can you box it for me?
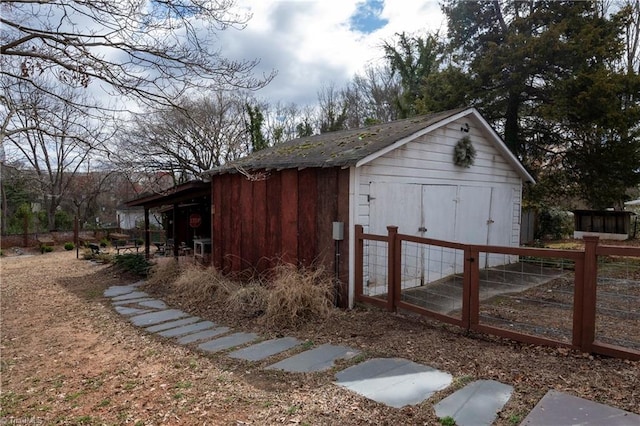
[206,107,535,308]
[116,206,161,230]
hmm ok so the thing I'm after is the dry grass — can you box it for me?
[172,263,239,305]
[145,258,183,289]
[145,260,336,329]
[226,283,269,318]
[262,264,335,328]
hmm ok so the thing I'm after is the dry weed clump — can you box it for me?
[145,259,183,290]
[172,263,239,305]
[263,264,335,328]
[226,283,269,318]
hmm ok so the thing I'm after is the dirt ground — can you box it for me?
[2,248,639,425]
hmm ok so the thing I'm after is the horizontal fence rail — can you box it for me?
[354,225,640,361]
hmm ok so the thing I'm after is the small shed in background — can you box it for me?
[207,107,535,308]
[573,210,635,240]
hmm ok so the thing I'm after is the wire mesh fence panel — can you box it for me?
[399,241,465,319]
[362,239,389,297]
[477,252,576,344]
[595,255,640,351]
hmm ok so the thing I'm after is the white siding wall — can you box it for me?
[356,116,524,296]
[358,117,522,242]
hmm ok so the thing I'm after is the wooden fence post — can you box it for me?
[354,225,364,302]
[581,236,599,353]
[464,246,479,330]
[386,226,398,312]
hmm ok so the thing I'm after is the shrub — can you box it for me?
[114,254,151,276]
[537,207,574,240]
[99,238,109,248]
[227,283,268,318]
[171,264,238,305]
[146,259,183,290]
[262,264,334,328]
[64,242,75,251]
[40,245,54,253]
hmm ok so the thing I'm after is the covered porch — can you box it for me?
[125,181,211,260]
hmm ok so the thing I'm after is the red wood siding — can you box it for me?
[211,167,350,307]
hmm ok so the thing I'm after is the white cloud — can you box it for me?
[219,0,446,106]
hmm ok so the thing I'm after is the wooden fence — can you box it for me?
[354,225,640,361]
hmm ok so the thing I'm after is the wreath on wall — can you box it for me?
[453,136,476,168]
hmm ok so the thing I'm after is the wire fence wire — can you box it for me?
[595,256,640,350]
[362,239,389,297]
[356,224,639,359]
[399,241,465,319]
[476,254,576,344]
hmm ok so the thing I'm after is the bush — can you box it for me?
[537,207,574,240]
[64,242,75,251]
[171,264,238,305]
[40,245,54,254]
[146,259,183,290]
[227,283,268,318]
[262,264,334,328]
[114,254,151,276]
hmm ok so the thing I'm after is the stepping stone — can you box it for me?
[129,309,188,327]
[112,297,153,306]
[158,321,217,338]
[229,337,302,361]
[267,343,360,373]
[104,285,137,297]
[198,332,257,353]
[137,299,168,310]
[176,327,230,345]
[115,306,153,316]
[145,317,201,332]
[522,390,640,426]
[335,358,452,408]
[112,291,150,301]
[434,380,513,426]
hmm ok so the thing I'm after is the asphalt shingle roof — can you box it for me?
[208,108,467,175]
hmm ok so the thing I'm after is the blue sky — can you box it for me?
[219,0,446,107]
[349,0,389,33]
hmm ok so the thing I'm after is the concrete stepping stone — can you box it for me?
[521,389,640,426]
[434,379,513,426]
[229,337,302,361]
[113,297,154,306]
[115,306,153,316]
[177,327,230,345]
[137,299,168,310]
[335,358,452,408]
[158,321,217,338]
[198,332,258,353]
[144,317,201,332]
[129,309,188,327]
[104,285,137,297]
[267,343,360,373]
[112,291,150,301]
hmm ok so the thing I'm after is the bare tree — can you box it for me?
[2,78,107,230]
[317,83,348,133]
[343,64,401,126]
[116,92,250,184]
[1,1,274,112]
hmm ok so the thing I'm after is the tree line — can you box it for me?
[1,0,639,232]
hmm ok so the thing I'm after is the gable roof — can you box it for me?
[208,107,535,183]
[125,180,210,209]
